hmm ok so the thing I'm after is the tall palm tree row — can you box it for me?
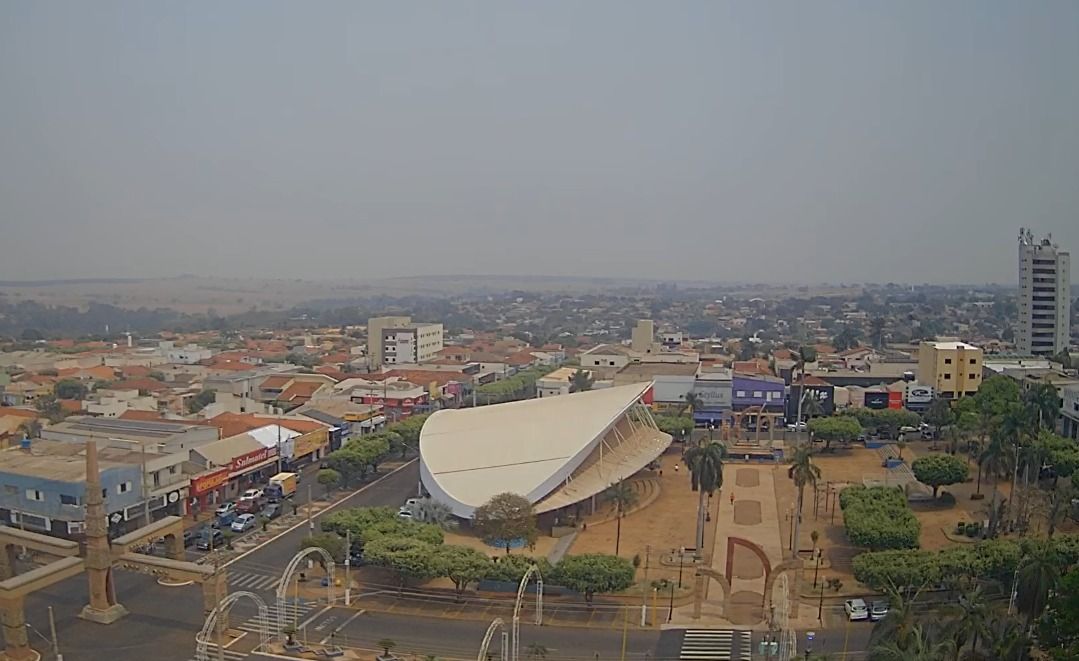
[787,444,821,558]
[684,441,725,552]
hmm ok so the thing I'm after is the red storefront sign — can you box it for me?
[191,468,229,496]
[230,446,277,473]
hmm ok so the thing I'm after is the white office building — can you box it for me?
[1017,229,1071,356]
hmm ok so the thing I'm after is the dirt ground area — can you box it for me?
[570,449,715,585]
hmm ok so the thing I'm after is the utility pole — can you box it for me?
[640,545,650,626]
[344,529,351,607]
[48,606,61,661]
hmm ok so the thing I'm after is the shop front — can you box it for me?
[189,444,279,514]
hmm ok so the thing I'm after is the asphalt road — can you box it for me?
[291,608,663,661]
[23,461,421,661]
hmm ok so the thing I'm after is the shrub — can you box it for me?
[839,485,920,551]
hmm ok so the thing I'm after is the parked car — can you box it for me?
[231,513,257,533]
[786,421,807,431]
[870,601,889,621]
[213,511,236,529]
[195,528,223,551]
[183,529,197,547]
[899,425,920,434]
[397,508,414,520]
[348,548,366,566]
[403,498,420,510]
[262,503,282,520]
[214,502,236,517]
[236,497,262,514]
[845,598,869,621]
[242,488,264,501]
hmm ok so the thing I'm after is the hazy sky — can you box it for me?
[2,2,1077,284]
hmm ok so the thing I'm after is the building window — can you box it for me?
[943,373,952,380]
[169,465,178,475]
[944,358,952,365]
[3,485,16,496]
[969,359,977,365]
[25,489,45,502]
[60,494,79,506]
[736,390,747,397]
[117,482,132,494]
[753,391,763,398]
[153,472,161,488]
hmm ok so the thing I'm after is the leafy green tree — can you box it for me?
[321,506,444,545]
[473,493,538,554]
[569,369,594,393]
[684,441,725,551]
[840,486,920,550]
[300,532,346,565]
[976,435,1010,498]
[831,327,861,352]
[34,395,64,423]
[387,414,428,457]
[1038,566,1079,659]
[911,454,969,499]
[186,389,216,414]
[788,444,821,554]
[869,584,923,652]
[868,624,954,661]
[870,317,887,349]
[552,554,635,604]
[317,468,341,498]
[364,536,440,591]
[604,479,639,555]
[808,416,863,450]
[412,499,454,529]
[922,398,955,440]
[873,409,922,440]
[433,544,492,601]
[54,379,88,401]
[483,555,553,583]
[325,445,369,487]
[683,392,703,416]
[654,414,693,440]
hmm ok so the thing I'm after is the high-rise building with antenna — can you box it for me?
[1017,228,1071,356]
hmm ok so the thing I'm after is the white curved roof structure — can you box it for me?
[420,383,671,518]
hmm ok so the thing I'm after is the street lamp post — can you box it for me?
[812,549,822,588]
[677,547,686,589]
[667,581,675,623]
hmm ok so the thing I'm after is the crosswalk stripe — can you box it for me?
[680,629,743,661]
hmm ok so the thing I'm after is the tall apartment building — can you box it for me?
[917,341,983,400]
[630,319,656,354]
[367,316,412,369]
[1017,229,1071,356]
[381,323,444,366]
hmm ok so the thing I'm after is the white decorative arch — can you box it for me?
[276,547,335,638]
[196,591,269,661]
[511,564,544,661]
[477,617,509,661]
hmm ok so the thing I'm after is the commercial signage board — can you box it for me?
[231,446,277,473]
[191,468,229,495]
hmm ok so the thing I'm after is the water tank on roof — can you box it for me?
[20,436,31,450]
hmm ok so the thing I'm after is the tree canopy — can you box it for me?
[473,493,538,553]
[808,416,862,449]
[911,454,969,498]
[840,485,920,550]
[551,554,635,604]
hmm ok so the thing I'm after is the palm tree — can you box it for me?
[1015,543,1061,630]
[943,586,991,658]
[869,584,923,652]
[793,345,818,425]
[787,444,821,557]
[605,479,638,556]
[569,368,594,393]
[17,419,42,439]
[683,392,704,417]
[802,395,824,421]
[976,436,1009,498]
[977,613,1030,661]
[684,441,725,551]
[869,624,954,661]
[1022,383,1059,432]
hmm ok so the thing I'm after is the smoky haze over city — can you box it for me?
[1,1,1077,284]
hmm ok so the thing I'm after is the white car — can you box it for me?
[844,598,869,621]
[397,508,414,520]
[786,421,807,431]
[242,488,264,500]
[403,498,420,509]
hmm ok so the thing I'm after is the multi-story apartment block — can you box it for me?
[367,316,413,370]
[1017,228,1071,356]
[381,323,444,366]
[917,341,983,399]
